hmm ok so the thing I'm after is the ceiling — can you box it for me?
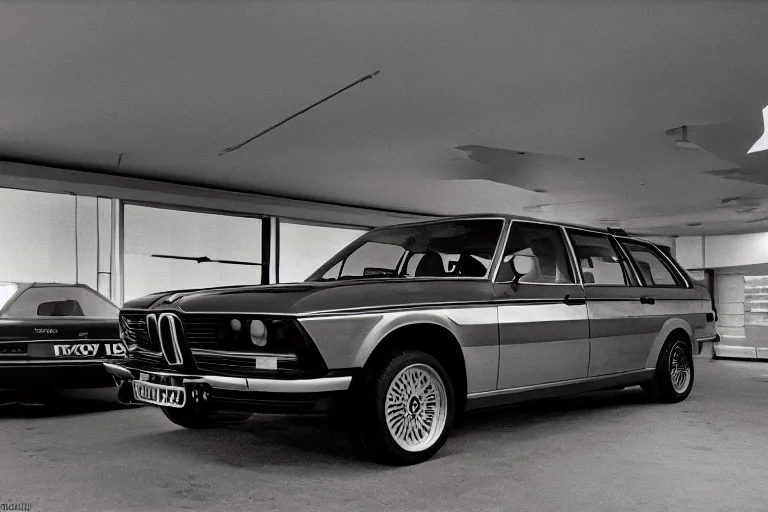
[2,0,768,236]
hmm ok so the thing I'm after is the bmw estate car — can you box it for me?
[0,282,124,390]
[105,215,718,465]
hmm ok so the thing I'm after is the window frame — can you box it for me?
[565,228,641,288]
[616,237,687,289]
[308,216,508,282]
[492,221,580,286]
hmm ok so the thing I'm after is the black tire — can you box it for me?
[161,407,252,429]
[359,350,454,466]
[643,337,694,403]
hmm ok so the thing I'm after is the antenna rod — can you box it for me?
[219,70,380,156]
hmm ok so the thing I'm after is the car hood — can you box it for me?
[122,280,493,316]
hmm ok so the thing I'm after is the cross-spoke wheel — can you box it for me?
[669,344,692,393]
[384,364,448,453]
[643,338,694,403]
[360,350,455,466]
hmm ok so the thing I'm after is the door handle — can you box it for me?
[563,295,586,306]
[640,296,656,305]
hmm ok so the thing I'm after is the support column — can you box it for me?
[110,199,124,306]
[96,198,113,298]
[713,270,751,358]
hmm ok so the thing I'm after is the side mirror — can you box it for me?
[510,255,534,281]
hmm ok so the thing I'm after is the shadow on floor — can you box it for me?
[457,386,653,434]
[0,387,129,419]
[121,386,655,469]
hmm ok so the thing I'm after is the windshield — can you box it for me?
[306,219,505,282]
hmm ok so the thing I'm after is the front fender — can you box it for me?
[299,307,499,393]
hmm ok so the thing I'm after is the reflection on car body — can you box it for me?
[105,215,718,465]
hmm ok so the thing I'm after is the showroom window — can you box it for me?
[567,231,630,286]
[619,240,681,287]
[279,221,366,283]
[123,205,264,302]
[496,222,574,284]
[0,188,77,284]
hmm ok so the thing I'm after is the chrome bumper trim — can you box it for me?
[696,334,720,343]
[245,376,352,393]
[103,363,352,394]
[103,362,134,379]
[0,359,110,366]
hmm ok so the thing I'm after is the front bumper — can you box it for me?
[104,362,354,414]
[0,359,117,390]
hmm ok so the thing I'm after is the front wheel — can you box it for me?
[360,350,454,466]
[161,407,252,429]
[643,338,694,403]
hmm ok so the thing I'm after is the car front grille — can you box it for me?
[182,317,220,350]
[119,312,328,376]
[125,348,168,371]
[120,314,158,352]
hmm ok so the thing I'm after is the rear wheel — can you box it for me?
[643,338,694,403]
[359,350,454,466]
[161,407,252,429]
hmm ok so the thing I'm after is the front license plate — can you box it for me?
[132,381,186,408]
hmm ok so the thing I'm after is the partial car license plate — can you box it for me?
[132,381,186,408]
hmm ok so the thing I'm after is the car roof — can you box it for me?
[370,214,634,238]
[0,282,94,288]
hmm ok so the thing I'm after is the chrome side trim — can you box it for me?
[190,348,297,361]
[467,368,655,399]
[1,338,120,344]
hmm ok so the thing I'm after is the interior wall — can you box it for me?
[676,232,768,270]
[279,222,366,283]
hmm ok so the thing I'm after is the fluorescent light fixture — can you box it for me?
[747,106,768,154]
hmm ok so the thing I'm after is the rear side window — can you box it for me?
[567,231,629,286]
[620,240,682,287]
[497,223,574,283]
[3,286,118,318]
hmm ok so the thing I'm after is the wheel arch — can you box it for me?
[644,318,695,368]
[361,322,468,412]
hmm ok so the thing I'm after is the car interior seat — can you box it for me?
[456,253,488,277]
[414,251,447,277]
[636,260,654,285]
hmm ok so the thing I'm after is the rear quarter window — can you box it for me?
[619,240,683,287]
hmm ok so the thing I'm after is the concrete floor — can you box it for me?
[1,360,767,512]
